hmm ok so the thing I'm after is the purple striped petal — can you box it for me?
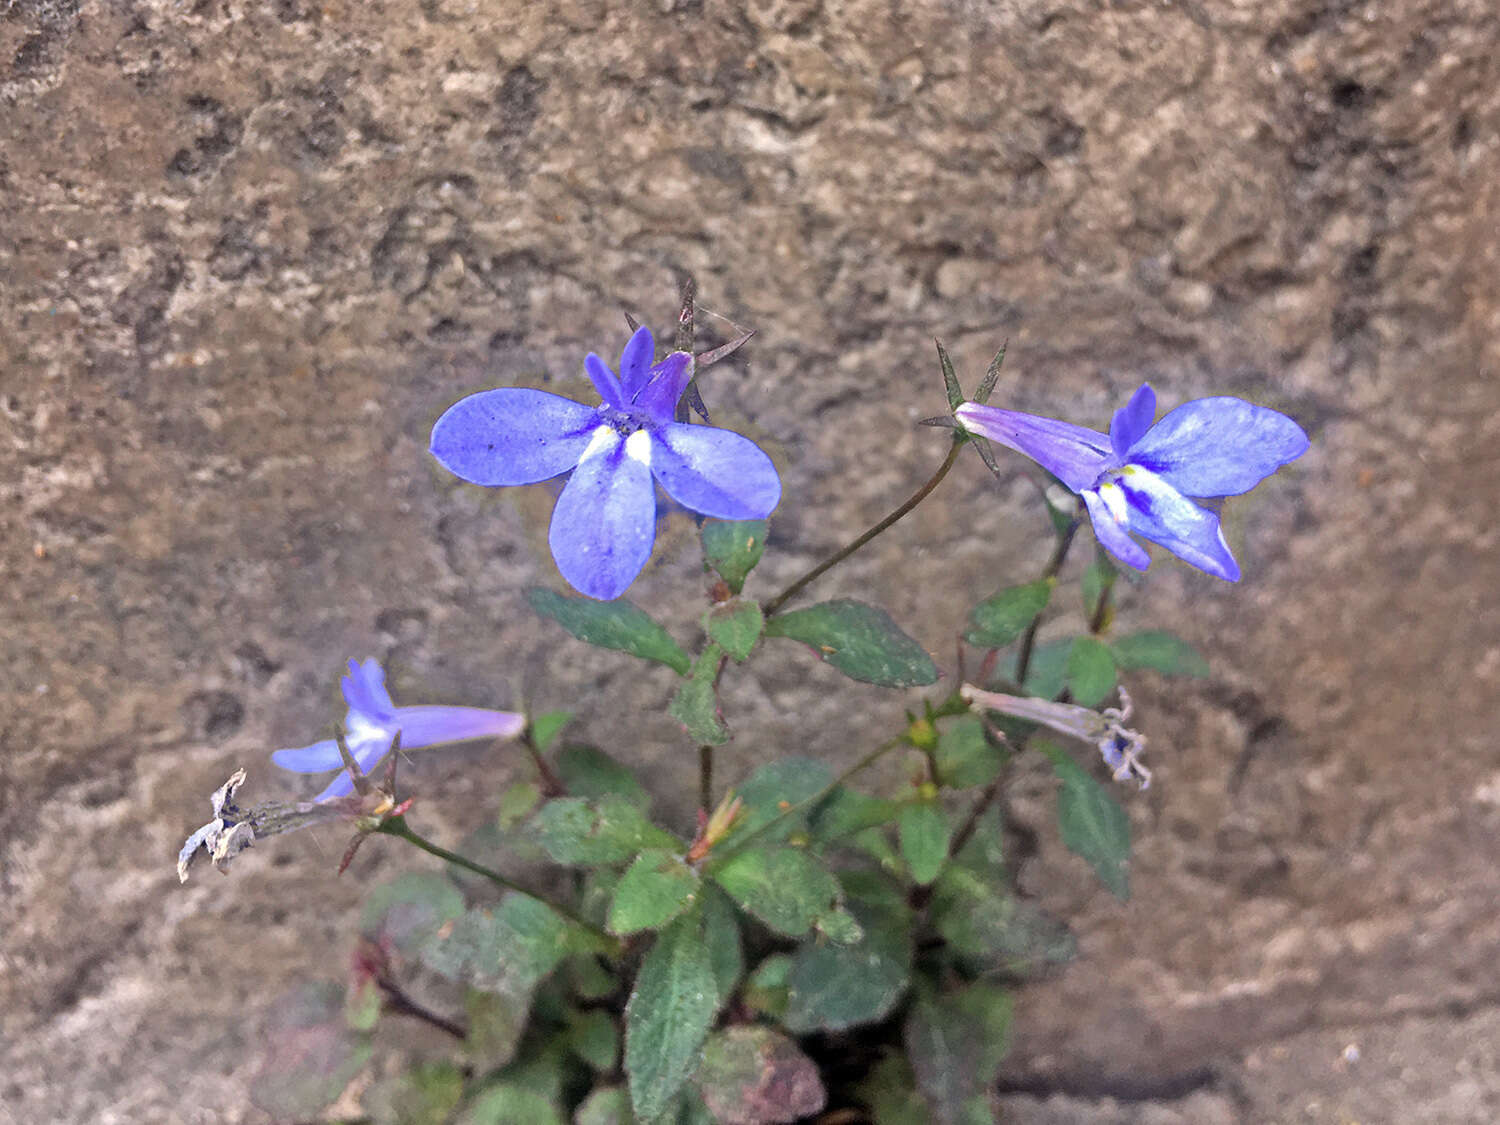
[431,389,601,486]
[1114,468,1241,581]
[1126,397,1309,498]
[618,326,657,398]
[271,738,346,773]
[631,351,694,424]
[955,401,1113,493]
[1109,384,1156,460]
[548,428,657,600]
[341,658,395,719]
[1082,489,1152,571]
[649,422,781,519]
[393,705,525,747]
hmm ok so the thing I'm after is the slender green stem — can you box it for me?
[1013,510,1082,685]
[376,816,616,948]
[763,438,965,617]
[947,774,1004,861]
[711,736,905,865]
[699,745,714,812]
[521,728,567,797]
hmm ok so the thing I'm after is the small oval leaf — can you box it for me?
[765,600,937,687]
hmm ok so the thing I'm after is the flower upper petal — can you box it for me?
[1109,384,1156,460]
[1126,397,1309,498]
[430,389,600,486]
[271,738,347,773]
[1082,489,1152,571]
[393,705,526,747]
[548,428,658,600]
[584,353,625,407]
[341,658,395,719]
[1114,467,1241,581]
[618,326,657,399]
[650,422,782,519]
[955,402,1113,493]
[630,351,695,423]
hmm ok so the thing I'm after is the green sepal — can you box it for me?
[701,519,768,595]
[527,587,690,674]
[936,339,964,412]
[973,341,1007,405]
[765,599,937,687]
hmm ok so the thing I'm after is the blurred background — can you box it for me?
[2,1,1497,1121]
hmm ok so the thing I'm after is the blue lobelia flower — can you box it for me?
[956,384,1308,581]
[429,326,781,600]
[272,658,525,802]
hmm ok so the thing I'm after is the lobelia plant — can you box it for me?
[179,286,1310,1125]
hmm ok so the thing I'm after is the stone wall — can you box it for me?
[3,0,1498,1121]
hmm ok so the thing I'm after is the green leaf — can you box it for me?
[897,800,950,885]
[732,758,833,841]
[250,982,372,1121]
[457,1085,565,1125]
[422,896,576,994]
[530,710,572,752]
[857,1053,930,1125]
[933,714,1003,790]
[556,744,650,810]
[702,519,768,595]
[809,785,901,842]
[668,644,729,745]
[1065,635,1117,707]
[465,988,529,1071]
[362,1061,464,1125]
[1010,637,1070,700]
[361,872,465,956]
[964,579,1053,648]
[700,885,743,1009]
[696,1026,827,1125]
[567,1007,621,1072]
[496,781,544,828]
[625,913,719,1122]
[575,1086,633,1125]
[1110,630,1211,678]
[537,795,681,867]
[764,600,938,687]
[816,907,865,945]
[527,587,691,675]
[1040,740,1132,899]
[935,339,964,412]
[784,889,912,1034]
[710,846,840,937]
[608,849,701,936]
[742,954,793,1021]
[702,599,764,661]
[905,982,1013,1124]
[565,954,619,1002]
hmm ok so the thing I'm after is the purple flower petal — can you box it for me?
[1126,397,1309,498]
[1082,489,1152,571]
[1109,384,1156,460]
[431,389,601,486]
[618,326,657,399]
[393,705,525,747]
[1114,468,1241,581]
[955,402,1113,493]
[341,658,395,719]
[584,352,625,406]
[313,769,359,802]
[650,422,782,519]
[549,428,658,599]
[631,351,694,423]
[271,738,347,773]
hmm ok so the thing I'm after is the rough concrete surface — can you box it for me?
[2,0,1498,1121]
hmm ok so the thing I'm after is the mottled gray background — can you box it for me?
[2,0,1498,1122]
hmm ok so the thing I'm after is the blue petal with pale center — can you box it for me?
[430,389,600,486]
[650,421,782,520]
[1126,397,1309,498]
[548,428,658,600]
